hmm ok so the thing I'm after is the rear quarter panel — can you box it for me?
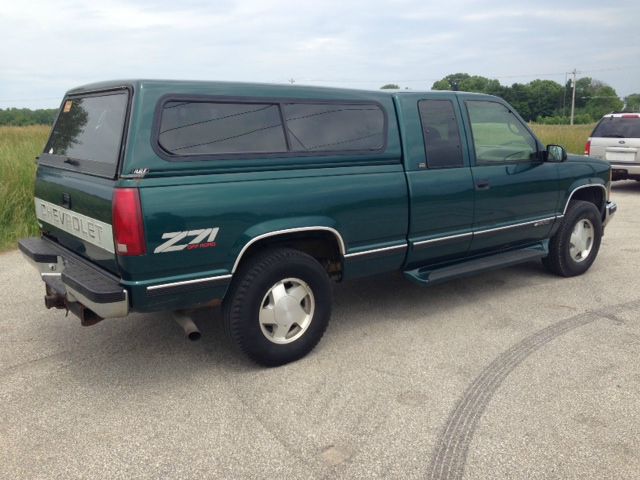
[119,82,409,311]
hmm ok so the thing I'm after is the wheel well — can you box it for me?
[234,231,343,280]
[568,186,605,215]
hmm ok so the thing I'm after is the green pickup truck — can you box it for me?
[19,80,617,365]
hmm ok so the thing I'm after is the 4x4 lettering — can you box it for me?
[154,228,219,254]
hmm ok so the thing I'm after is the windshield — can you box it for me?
[42,91,129,177]
[591,116,640,139]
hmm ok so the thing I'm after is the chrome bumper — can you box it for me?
[18,237,128,320]
[603,201,617,228]
[611,163,640,175]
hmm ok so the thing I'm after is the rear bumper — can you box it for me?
[610,162,640,179]
[18,237,128,320]
[603,201,617,228]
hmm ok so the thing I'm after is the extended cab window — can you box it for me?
[159,101,287,155]
[283,103,384,152]
[41,91,128,177]
[418,99,464,168]
[466,101,537,163]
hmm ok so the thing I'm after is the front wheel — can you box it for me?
[223,248,332,366]
[542,200,603,277]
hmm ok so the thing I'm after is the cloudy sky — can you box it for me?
[1,0,639,109]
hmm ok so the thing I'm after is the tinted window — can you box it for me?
[592,116,640,138]
[283,103,384,152]
[159,102,287,155]
[466,101,537,163]
[418,100,464,168]
[44,92,128,175]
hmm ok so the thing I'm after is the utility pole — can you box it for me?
[570,69,577,125]
[562,72,567,118]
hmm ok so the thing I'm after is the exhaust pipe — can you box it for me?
[173,311,201,341]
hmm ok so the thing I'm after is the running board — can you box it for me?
[403,243,548,286]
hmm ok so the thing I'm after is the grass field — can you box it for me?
[0,122,594,252]
[0,125,50,251]
[530,123,594,155]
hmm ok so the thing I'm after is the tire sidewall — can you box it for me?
[227,250,332,366]
[558,202,603,275]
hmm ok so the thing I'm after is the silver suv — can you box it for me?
[586,113,640,181]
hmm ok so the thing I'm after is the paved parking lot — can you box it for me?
[1,182,639,480]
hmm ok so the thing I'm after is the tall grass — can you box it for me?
[0,125,50,251]
[530,123,595,155]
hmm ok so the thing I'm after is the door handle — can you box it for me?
[475,179,491,190]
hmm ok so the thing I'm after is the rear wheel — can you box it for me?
[223,248,332,366]
[542,200,602,277]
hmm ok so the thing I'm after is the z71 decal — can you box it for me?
[154,228,219,254]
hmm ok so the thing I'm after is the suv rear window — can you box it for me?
[42,91,129,177]
[591,116,640,138]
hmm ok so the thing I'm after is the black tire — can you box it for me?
[542,200,603,277]
[223,248,332,366]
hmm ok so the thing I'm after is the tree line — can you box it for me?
[3,77,640,127]
[0,108,58,126]
[382,74,640,124]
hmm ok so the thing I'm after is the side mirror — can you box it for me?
[546,144,567,162]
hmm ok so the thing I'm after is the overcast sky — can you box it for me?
[1,0,639,109]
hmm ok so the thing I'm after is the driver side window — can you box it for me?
[466,100,537,164]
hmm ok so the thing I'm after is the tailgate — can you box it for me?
[34,88,130,274]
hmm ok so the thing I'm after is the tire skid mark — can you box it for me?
[428,299,640,480]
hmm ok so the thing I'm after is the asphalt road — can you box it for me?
[2,182,639,480]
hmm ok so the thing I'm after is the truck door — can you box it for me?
[395,94,475,269]
[459,96,559,254]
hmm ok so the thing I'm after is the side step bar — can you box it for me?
[403,242,547,286]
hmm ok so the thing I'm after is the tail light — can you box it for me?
[584,140,591,156]
[112,188,146,256]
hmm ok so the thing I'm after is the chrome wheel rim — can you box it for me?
[569,218,594,263]
[259,278,315,344]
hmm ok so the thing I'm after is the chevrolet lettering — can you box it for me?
[35,198,114,253]
[19,80,617,366]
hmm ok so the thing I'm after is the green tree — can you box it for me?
[0,108,57,126]
[432,73,471,91]
[432,74,504,96]
[502,83,533,121]
[460,76,504,96]
[380,84,399,90]
[623,93,640,112]
[571,78,623,119]
[431,72,623,123]
[527,80,564,120]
